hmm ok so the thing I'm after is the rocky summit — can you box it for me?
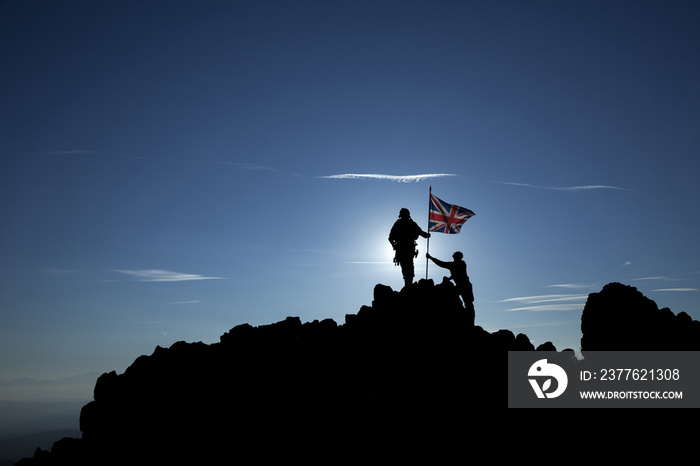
[17,279,698,464]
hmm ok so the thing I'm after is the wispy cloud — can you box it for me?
[501,294,589,304]
[546,283,597,290]
[630,275,699,284]
[506,304,585,312]
[651,288,699,292]
[319,173,457,183]
[488,181,631,192]
[111,269,224,282]
[500,294,588,312]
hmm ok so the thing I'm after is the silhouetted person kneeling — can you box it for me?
[427,251,475,318]
[389,208,430,288]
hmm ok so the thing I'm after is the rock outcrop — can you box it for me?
[580,282,700,352]
[17,280,698,464]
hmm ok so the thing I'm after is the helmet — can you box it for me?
[399,208,410,219]
[453,251,463,260]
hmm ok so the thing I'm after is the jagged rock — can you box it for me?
[32,280,679,464]
[536,341,557,351]
[515,333,536,350]
[580,282,700,351]
[29,277,700,463]
[15,448,49,466]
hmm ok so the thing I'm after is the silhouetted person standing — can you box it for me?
[389,208,430,288]
[427,251,475,318]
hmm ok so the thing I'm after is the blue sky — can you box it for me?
[2,0,700,395]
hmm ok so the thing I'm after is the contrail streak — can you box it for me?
[319,173,457,183]
[488,181,631,191]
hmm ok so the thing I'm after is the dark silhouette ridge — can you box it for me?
[581,282,700,352]
[16,280,699,464]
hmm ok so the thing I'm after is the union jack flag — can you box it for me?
[429,193,475,234]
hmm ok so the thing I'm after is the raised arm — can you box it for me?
[426,254,449,270]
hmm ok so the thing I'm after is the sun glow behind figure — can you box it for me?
[1,1,699,402]
[346,220,400,271]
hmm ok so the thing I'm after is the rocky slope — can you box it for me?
[17,279,699,464]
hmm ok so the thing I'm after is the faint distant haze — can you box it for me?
[0,373,98,402]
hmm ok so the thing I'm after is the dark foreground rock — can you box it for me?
[18,280,698,464]
[581,282,700,352]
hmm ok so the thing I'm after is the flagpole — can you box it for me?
[426,185,431,280]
